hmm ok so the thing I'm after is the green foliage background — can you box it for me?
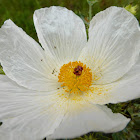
[0,0,140,140]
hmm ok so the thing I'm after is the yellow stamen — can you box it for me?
[58,61,92,94]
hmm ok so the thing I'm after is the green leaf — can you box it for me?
[0,66,5,75]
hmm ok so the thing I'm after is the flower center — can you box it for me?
[58,61,92,93]
[73,65,83,76]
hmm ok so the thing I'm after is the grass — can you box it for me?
[0,0,140,140]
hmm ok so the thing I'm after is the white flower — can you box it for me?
[0,6,140,140]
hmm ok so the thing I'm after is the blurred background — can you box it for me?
[0,0,140,140]
[0,0,140,41]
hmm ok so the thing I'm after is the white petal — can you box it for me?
[0,129,39,140]
[49,102,130,139]
[0,75,68,140]
[83,84,114,105]
[0,19,60,91]
[0,129,13,140]
[34,6,87,65]
[109,57,140,103]
[84,57,140,105]
[79,6,140,84]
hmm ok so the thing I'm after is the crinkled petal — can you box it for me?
[84,58,140,105]
[0,19,60,91]
[0,75,68,140]
[79,6,140,84]
[49,101,130,139]
[0,129,13,140]
[34,6,87,65]
[0,129,40,140]
[83,84,114,105]
[109,57,140,103]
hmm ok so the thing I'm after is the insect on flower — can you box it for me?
[0,6,140,140]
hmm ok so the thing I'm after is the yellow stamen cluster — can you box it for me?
[58,61,92,94]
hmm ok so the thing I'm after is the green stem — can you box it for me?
[89,3,92,21]
[87,0,98,21]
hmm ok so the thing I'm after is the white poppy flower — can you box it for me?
[0,6,140,140]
